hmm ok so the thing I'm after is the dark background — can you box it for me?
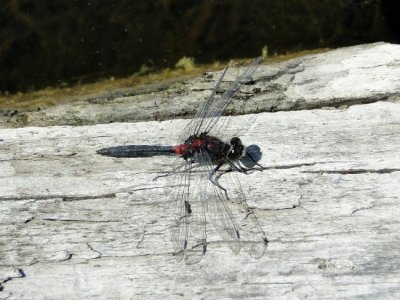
[0,0,399,94]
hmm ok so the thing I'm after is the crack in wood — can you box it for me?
[0,195,64,201]
[268,94,398,113]
[0,268,26,292]
[23,216,35,223]
[130,186,164,193]
[42,218,117,223]
[86,243,102,259]
[60,252,72,261]
[351,205,375,215]
[62,193,117,201]
[302,168,400,175]
[265,162,322,170]
[0,193,117,202]
[262,197,302,211]
[136,230,146,249]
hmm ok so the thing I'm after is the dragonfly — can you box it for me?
[97,57,268,264]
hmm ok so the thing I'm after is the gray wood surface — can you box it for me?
[1,42,400,299]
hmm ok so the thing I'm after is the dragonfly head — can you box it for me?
[227,137,246,161]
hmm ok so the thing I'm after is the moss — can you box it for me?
[0,48,327,111]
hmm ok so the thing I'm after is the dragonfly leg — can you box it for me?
[225,160,260,174]
[152,160,190,181]
[208,161,228,193]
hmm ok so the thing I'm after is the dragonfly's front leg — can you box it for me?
[208,161,229,195]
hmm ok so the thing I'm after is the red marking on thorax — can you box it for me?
[172,139,207,156]
[191,139,205,148]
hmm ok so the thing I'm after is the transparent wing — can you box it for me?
[162,158,190,262]
[200,154,267,258]
[178,65,229,143]
[160,150,266,261]
[163,157,208,264]
[195,150,242,255]
[221,171,268,258]
[179,57,263,141]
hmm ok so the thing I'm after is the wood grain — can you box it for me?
[1,42,400,299]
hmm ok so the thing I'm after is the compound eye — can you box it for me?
[230,137,241,145]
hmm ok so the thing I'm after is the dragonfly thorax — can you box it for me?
[176,134,245,162]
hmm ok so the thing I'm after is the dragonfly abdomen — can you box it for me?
[96,145,175,158]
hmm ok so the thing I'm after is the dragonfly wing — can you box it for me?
[179,57,263,142]
[163,157,207,264]
[183,160,209,264]
[178,65,230,142]
[162,158,190,262]
[197,57,263,136]
[161,149,266,260]
[218,170,268,258]
[195,152,242,255]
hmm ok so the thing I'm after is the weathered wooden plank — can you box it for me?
[1,100,400,298]
[1,42,400,299]
[1,42,399,128]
